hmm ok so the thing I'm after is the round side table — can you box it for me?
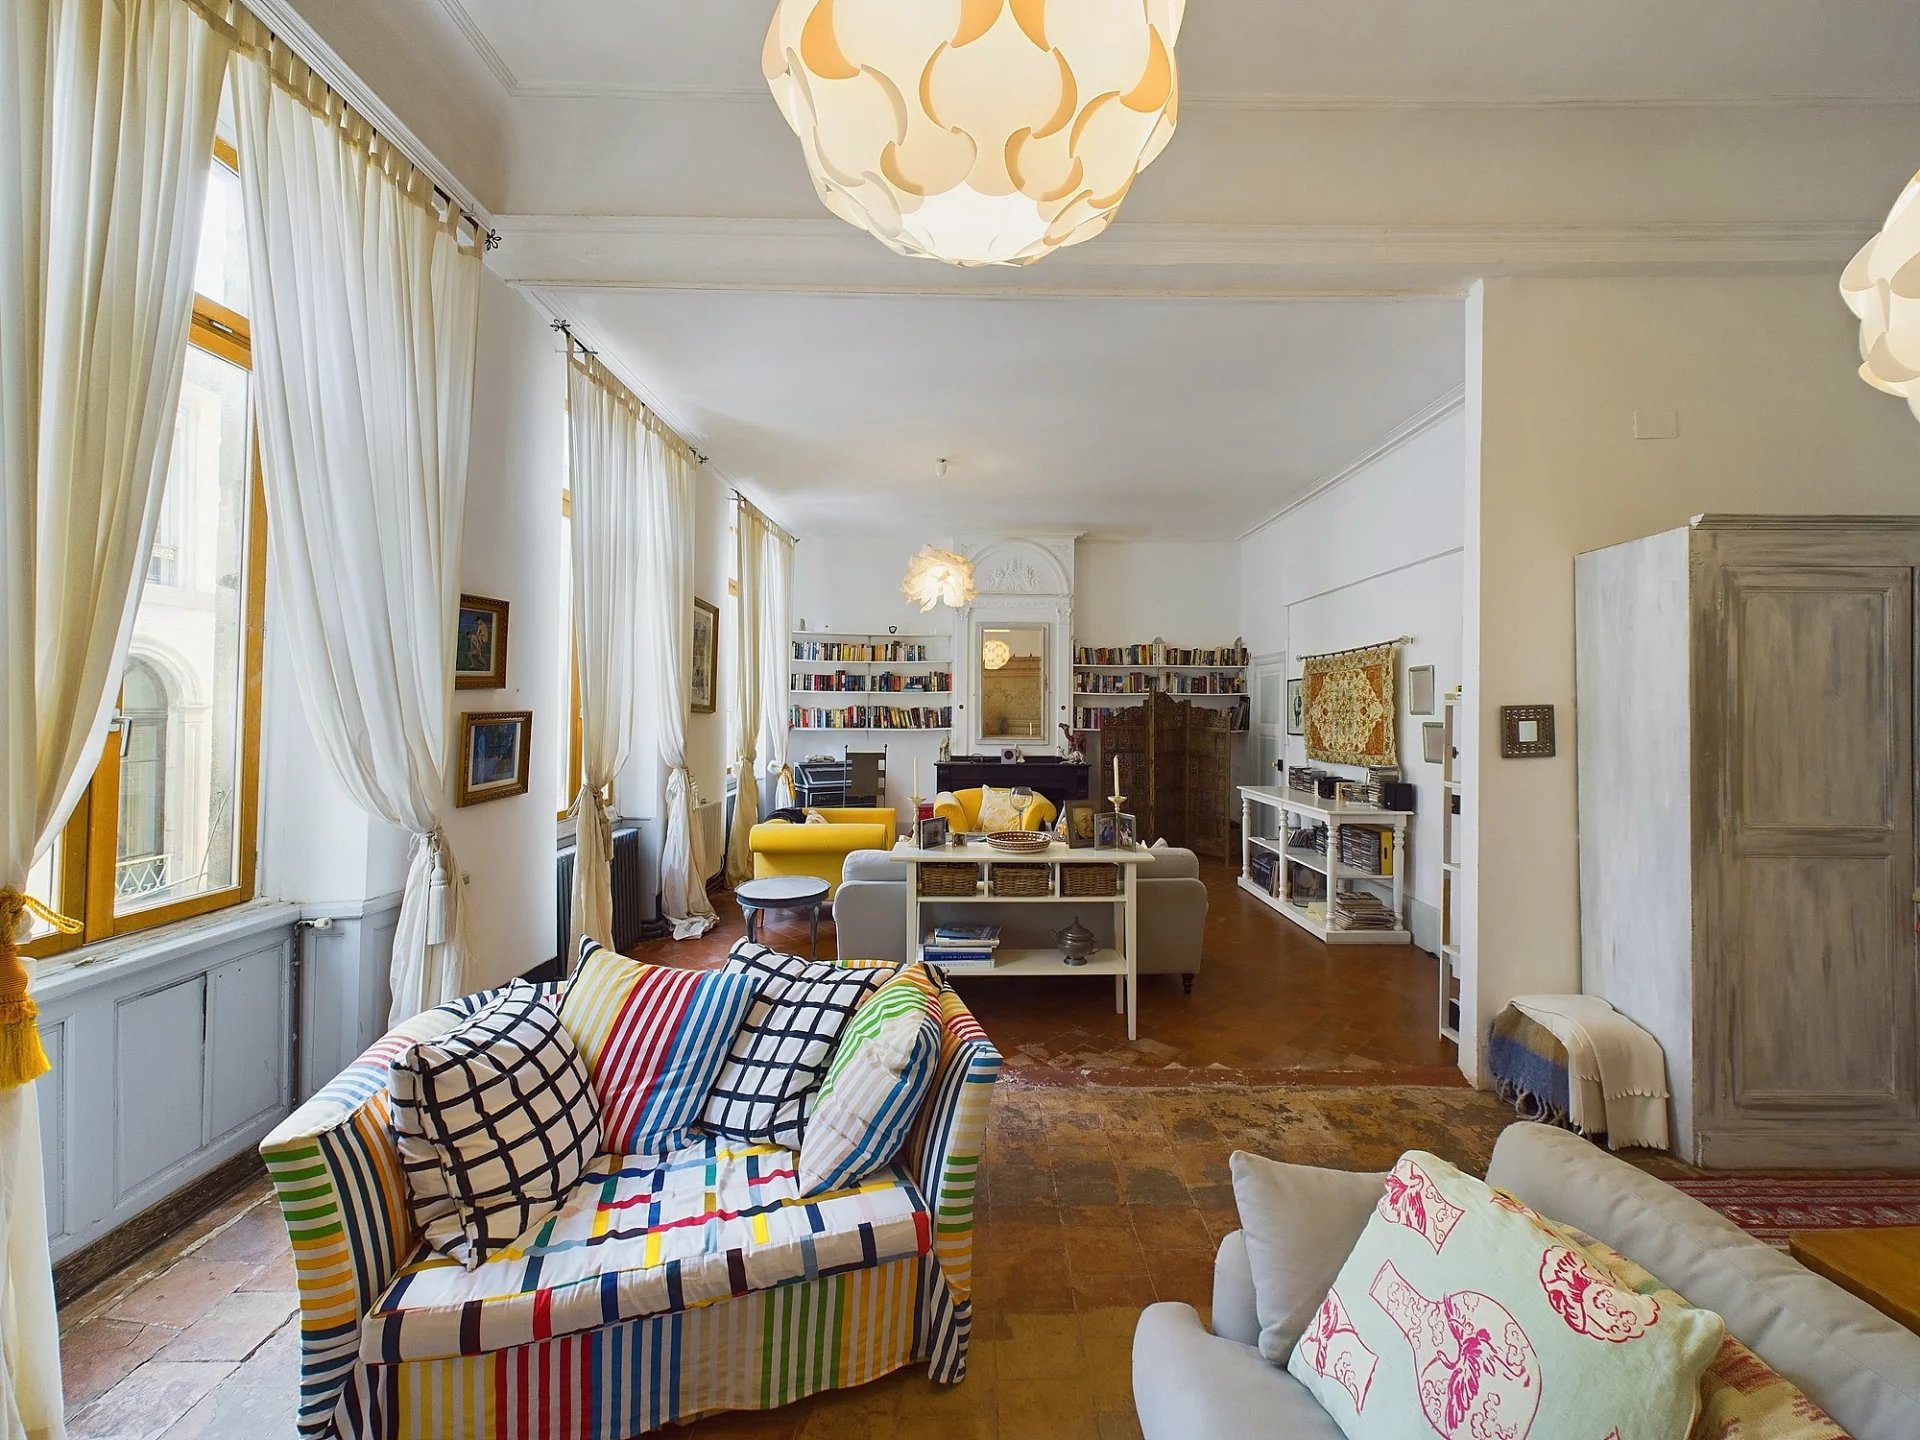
[734,876,832,958]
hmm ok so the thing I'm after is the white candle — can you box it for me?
[1111,756,1120,795]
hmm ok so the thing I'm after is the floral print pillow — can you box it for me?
[1287,1151,1725,1440]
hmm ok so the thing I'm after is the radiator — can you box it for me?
[695,796,726,888]
[556,823,648,962]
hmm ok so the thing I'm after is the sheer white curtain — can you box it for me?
[724,501,771,884]
[640,425,718,938]
[0,2,232,1431]
[761,524,796,810]
[231,43,482,1025]
[565,355,640,964]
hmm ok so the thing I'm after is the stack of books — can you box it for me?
[921,923,1000,970]
[1331,889,1397,930]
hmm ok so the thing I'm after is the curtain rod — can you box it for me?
[1299,636,1414,663]
[553,321,707,467]
[731,490,797,547]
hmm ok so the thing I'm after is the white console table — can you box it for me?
[885,839,1157,1040]
[1237,785,1411,945]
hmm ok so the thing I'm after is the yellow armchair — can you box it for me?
[933,787,1059,835]
[748,808,897,894]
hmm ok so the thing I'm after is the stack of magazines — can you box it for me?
[921,923,1000,969]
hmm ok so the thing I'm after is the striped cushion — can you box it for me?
[559,940,760,1152]
[800,967,942,1196]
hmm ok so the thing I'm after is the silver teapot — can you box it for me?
[1055,916,1097,966]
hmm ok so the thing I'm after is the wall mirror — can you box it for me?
[975,624,1048,742]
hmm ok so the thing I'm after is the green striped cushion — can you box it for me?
[799,970,941,1196]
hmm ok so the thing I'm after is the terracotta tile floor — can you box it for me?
[644,858,1462,1083]
[59,1081,1521,1439]
[59,867,1479,1436]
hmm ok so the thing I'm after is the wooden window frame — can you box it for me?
[25,145,266,958]
[558,488,584,822]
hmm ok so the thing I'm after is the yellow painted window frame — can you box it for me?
[25,145,267,958]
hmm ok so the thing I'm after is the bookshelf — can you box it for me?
[1070,638,1250,733]
[788,630,954,732]
[1438,687,1465,1044]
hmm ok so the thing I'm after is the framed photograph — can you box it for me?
[1407,664,1436,716]
[455,594,509,690]
[1094,811,1120,850]
[1500,704,1556,759]
[1422,721,1445,765]
[457,710,532,806]
[690,598,719,714]
[916,815,950,850]
[1062,799,1098,849]
[1287,678,1307,736]
[1116,812,1138,850]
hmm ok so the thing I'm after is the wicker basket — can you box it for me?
[988,863,1053,898]
[918,862,980,898]
[1059,863,1120,898]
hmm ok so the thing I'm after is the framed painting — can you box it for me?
[455,594,509,690]
[1422,721,1445,765]
[1287,678,1306,736]
[1061,798,1098,849]
[457,710,532,807]
[1407,664,1436,716]
[691,597,719,714]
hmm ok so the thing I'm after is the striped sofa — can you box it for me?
[260,976,1001,1439]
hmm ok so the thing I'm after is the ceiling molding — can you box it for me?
[244,0,492,222]
[488,215,1870,297]
[1239,387,1467,543]
[428,0,520,93]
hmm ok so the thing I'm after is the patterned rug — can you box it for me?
[1665,1174,1920,1248]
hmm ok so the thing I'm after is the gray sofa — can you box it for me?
[1134,1123,1920,1440]
[832,845,1207,987]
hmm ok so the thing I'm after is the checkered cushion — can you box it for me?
[698,941,889,1147]
[799,966,943,1196]
[559,938,761,1152]
[389,982,600,1269]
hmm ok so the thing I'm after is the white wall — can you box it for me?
[444,273,565,988]
[1238,404,1467,948]
[1074,541,1242,645]
[1464,272,1920,1079]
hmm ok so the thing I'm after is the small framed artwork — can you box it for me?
[690,598,719,714]
[1062,799,1098,849]
[1500,704,1556,759]
[457,710,532,806]
[916,815,950,850]
[455,594,509,690]
[1407,664,1436,716]
[1116,812,1138,850]
[1287,678,1307,736]
[1422,721,1445,765]
[1094,811,1121,850]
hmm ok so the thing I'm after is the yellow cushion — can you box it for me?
[976,786,1024,831]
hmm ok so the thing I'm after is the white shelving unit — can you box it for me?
[788,629,953,733]
[1438,688,1465,1043]
[887,838,1158,1039]
[1236,785,1411,945]
[1069,638,1250,734]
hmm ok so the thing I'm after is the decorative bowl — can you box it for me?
[986,830,1052,855]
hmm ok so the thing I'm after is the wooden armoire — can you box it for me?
[1575,516,1920,1168]
[1100,691,1234,858]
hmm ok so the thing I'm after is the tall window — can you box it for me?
[557,481,581,820]
[26,142,266,954]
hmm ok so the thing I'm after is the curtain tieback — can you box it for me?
[568,786,615,846]
[0,888,79,1088]
[411,831,453,948]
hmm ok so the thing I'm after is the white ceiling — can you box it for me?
[545,288,1464,539]
[445,0,1920,103]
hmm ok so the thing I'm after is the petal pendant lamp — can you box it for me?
[901,545,977,612]
[1842,169,1920,424]
[764,0,1185,267]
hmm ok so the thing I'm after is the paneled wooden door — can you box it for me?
[1695,523,1920,1167]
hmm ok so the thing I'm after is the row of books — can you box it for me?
[788,705,953,730]
[921,923,1000,970]
[790,671,952,693]
[1072,642,1250,668]
[792,640,933,662]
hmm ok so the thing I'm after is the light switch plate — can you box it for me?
[1633,409,1679,440]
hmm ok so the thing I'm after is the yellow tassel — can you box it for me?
[0,1007,50,1088]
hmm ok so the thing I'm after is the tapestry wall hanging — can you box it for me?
[1301,641,1399,766]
